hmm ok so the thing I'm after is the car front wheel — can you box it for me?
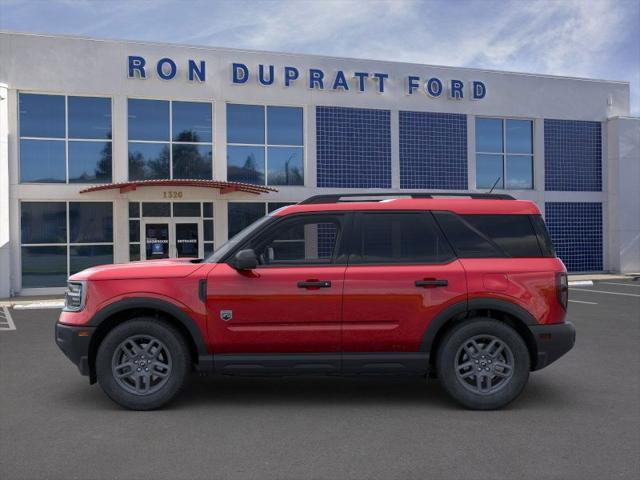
[96,318,190,410]
[436,318,530,410]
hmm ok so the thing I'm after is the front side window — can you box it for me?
[128,99,213,180]
[352,213,454,264]
[247,215,341,266]
[227,104,304,186]
[19,93,112,184]
[476,118,533,189]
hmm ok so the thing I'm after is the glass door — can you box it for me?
[142,220,171,260]
[174,218,203,258]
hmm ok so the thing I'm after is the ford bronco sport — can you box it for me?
[56,193,575,410]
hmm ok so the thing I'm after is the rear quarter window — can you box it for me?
[434,212,547,258]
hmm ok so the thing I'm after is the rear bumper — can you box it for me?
[55,322,95,377]
[529,321,576,370]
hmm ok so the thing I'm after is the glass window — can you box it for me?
[267,147,304,185]
[173,203,201,217]
[204,220,214,241]
[228,202,266,238]
[19,94,65,138]
[128,99,170,141]
[475,118,502,153]
[203,202,213,218]
[354,213,454,264]
[172,144,212,179]
[129,220,140,242]
[172,102,212,143]
[475,118,533,190]
[251,216,340,265]
[70,245,114,274]
[506,120,532,154]
[128,99,213,181]
[227,104,304,186]
[142,202,171,217]
[68,96,112,139]
[129,202,140,218]
[21,246,68,288]
[267,202,294,213]
[433,211,502,258]
[462,215,541,258]
[130,243,141,261]
[227,146,265,184]
[128,142,170,180]
[69,202,113,243]
[267,106,303,145]
[227,104,264,144]
[476,154,504,189]
[21,202,66,244]
[19,139,66,183]
[68,141,112,183]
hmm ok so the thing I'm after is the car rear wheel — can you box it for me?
[96,318,190,410]
[436,318,530,410]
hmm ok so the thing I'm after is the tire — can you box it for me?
[96,318,191,410]
[436,318,530,410]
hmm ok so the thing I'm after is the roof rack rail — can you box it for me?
[299,192,515,204]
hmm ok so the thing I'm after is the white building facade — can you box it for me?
[0,32,638,296]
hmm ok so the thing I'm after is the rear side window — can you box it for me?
[434,212,547,258]
[531,215,556,257]
[352,212,454,264]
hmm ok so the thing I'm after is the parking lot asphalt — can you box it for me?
[1,280,639,480]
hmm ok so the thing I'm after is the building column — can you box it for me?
[607,117,640,273]
[0,84,10,297]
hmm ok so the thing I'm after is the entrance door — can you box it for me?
[174,218,203,258]
[142,218,203,259]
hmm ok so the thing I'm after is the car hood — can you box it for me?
[69,259,208,281]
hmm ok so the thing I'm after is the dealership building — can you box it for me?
[0,31,638,296]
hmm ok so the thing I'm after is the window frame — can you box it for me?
[19,200,115,289]
[475,116,534,190]
[127,98,214,181]
[226,103,306,186]
[18,92,114,184]
[349,211,456,266]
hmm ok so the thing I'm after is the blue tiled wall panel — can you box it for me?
[545,202,603,272]
[316,106,391,188]
[399,111,467,190]
[544,119,602,191]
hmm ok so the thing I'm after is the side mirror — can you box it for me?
[233,249,258,270]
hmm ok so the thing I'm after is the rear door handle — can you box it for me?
[415,279,448,288]
[297,280,332,289]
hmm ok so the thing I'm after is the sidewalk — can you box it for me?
[1,273,638,307]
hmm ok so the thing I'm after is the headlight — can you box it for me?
[64,281,86,312]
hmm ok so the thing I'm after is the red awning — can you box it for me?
[79,179,278,195]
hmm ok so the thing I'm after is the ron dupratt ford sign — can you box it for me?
[127,55,487,100]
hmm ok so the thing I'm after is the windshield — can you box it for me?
[205,214,274,263]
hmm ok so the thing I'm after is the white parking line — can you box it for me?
[13,301,65,310]
[600,282,640,288]
[568,299,598,305]
[0,306,16,331]
[568,288,640,298]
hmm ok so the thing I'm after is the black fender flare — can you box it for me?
[87,297,208,357]
[419,297,537,353]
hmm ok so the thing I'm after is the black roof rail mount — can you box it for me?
[299,192,515,205]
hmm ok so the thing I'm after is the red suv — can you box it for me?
[56,193,575,410]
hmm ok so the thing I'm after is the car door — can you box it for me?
[341,211,467,372]
[207,213,348,366]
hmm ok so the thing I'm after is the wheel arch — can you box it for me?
[422,298,538,372]
[87,298,208,383]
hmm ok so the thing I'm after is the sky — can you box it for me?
[1,0,639,114]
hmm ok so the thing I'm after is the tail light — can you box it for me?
[556,272,568,310]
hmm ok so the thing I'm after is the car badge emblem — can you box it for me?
[220,310,233,321]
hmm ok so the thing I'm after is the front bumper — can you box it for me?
[529,321,576,370]
[55,322,95,377]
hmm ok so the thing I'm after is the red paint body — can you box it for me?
[59,198,567,356]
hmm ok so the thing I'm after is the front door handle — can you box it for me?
[297,280,332,289]
[415,279,448,288]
